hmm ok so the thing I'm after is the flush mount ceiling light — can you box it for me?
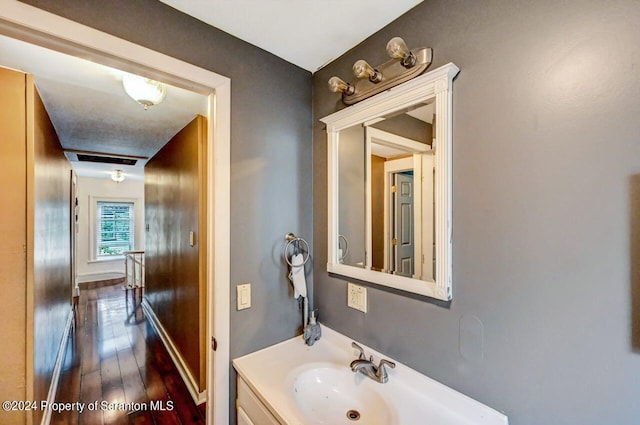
[111,169,125,183]
[122,73,167,110]
[328,36,432,105]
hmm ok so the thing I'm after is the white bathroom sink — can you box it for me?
[292,365,396,425]
[233,325,508,425]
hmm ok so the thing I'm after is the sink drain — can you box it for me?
[346,410,361,421]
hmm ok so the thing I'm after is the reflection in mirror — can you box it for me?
[337,102,436,279]
[338,125,366,268]
[323,63,459,300]
[366,101,435,282]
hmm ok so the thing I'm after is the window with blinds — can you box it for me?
[96,201,134,257]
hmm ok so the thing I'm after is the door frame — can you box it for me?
[0,2,231,424]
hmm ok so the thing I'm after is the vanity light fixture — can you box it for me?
[111,169,125,183]
[122,73,167,110]
[328,36,432,105]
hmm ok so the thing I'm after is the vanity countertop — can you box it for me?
[233,324,508,425]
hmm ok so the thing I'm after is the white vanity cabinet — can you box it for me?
[237,377,282,425]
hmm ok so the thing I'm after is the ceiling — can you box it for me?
[0,35,207,181]
[159,0,424,71]
[0,1,424,180]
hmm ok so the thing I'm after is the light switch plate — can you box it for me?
[237,283,251,310]
[347,283,367,313]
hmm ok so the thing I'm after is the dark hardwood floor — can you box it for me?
[51,285,206,425]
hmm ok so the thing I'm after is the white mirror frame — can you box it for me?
[322,63,459,301]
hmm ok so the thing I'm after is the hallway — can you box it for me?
[51,285,206,425]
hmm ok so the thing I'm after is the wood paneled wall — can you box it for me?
[29,77,72,425]
[0,67,29,425]
[145,115,207,392]
[0,68,72,425]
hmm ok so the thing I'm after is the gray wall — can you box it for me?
[19,0,312,419]
[313,1,640,424]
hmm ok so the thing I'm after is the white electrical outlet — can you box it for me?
[237,283,251,310]
[347,283,367,313]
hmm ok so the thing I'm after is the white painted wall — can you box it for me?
[76,176,145,283]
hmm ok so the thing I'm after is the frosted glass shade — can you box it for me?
[122,73,166,109]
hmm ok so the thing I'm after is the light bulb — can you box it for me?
[386,37,416,68]
[353,60,382,83]
[328,76,355,95]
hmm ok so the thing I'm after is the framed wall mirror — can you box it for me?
[322,63,459,301]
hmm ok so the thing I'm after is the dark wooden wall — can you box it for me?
[0,66,29,425]
[30,77,72,425]
[371,155,385,271]
[145,115,207,391]
[0,67,71,425]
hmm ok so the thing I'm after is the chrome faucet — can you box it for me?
[349,342,396,383]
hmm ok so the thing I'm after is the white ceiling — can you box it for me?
[0,35,207,180]
[159,0,424,71]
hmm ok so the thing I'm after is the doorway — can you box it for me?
[0,3,231,424]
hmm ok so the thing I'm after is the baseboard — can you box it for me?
[141,299,207,405]
[41,307,74,425]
